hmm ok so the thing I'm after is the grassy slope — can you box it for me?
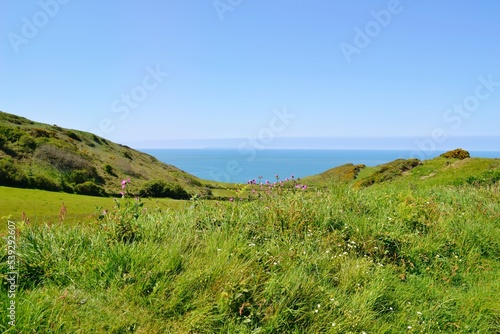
[0,186,186,232]
[0,111,209,197]
[1,146,499,332]
[1,182,498,333]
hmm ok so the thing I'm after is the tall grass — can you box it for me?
[1,182,499,332]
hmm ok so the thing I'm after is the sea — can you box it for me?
[140,149,500,184]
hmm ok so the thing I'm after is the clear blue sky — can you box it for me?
[1,1,499,150]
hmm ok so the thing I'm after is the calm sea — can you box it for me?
[140,149,500,184]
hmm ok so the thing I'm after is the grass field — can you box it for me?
[1,177,499,332]
[0,186,185,232]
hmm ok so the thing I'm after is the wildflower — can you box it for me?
[229,198,234,202]
[121,178,131,189]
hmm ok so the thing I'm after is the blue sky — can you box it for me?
[1,1,499,151]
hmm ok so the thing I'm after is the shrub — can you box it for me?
[0,157,28,186]
[74,181,106,196]
[104,164,116,176]
[0,133,6,148]
[30,128,56,138]
[65,131,81,141]
[31,174,59,191]
[0,125,23,143]
[34,144,91,171]
[139,180,190,199]
[440,148,470,160]
[19,135,37,151]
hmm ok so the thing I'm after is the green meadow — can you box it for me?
[1,154,499,332]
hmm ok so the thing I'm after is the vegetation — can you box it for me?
[1,110,499,332]
[139,179,191,200]
[440,148,470,160]
[0,111,208,198]
[1,163,499,332]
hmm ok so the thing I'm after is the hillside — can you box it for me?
[0,111,210,198]
[304,149,499,189]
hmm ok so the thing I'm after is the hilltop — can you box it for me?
[0,111,210,198]
[304,148,499,189]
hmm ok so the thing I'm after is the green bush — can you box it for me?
[440,148,470,160]
[104,164,116,176]
[0,133,6,148]
[0,157,28,186]
[19,134,37,151]
[31,174,59,191]
[139,180,190,199]
[74,181,106,196]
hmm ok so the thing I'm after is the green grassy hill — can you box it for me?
[304,149,499,190]
[1,113,499,332]
[1,177,499,332]
[0,111,210,198]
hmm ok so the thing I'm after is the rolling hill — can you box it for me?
[0,111,210,198]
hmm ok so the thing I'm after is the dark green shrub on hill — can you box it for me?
[0,125,23,143]
[65,130,82,141]
[440,148,470,160]
[74,181,106,196]
[139,180,190,199]
[19,134,37,151]
[31,174,59,191]
[0,157,28,187]
[104,164,116,176]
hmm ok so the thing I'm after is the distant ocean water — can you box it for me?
[140,149,500,184]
